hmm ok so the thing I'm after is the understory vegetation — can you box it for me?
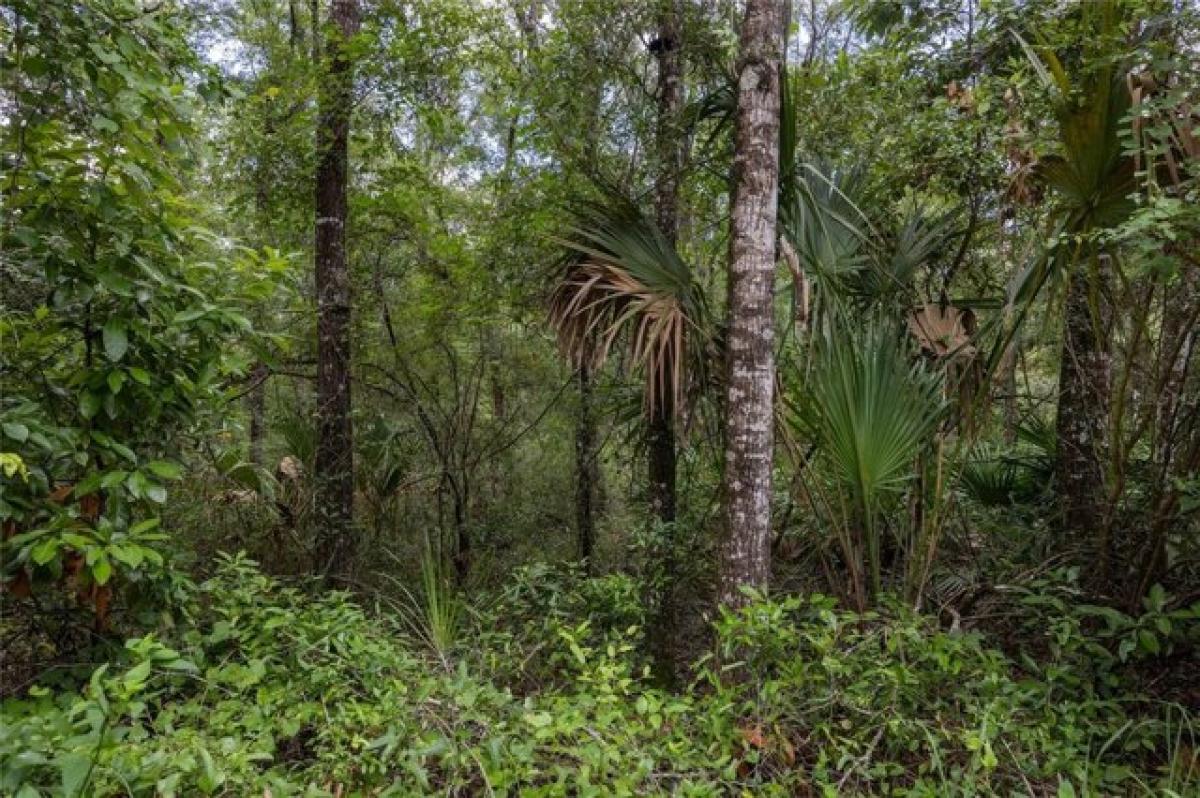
[2,556,1197,796]
[2,0,1199,795]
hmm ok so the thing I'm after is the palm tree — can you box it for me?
[1011,1,1136,573]
[547,199,711,488]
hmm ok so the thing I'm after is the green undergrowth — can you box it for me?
[2,555,1196,797]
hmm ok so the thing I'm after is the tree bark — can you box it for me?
[313,0,359,584]
[1138,258,1200,598]
[717,0,784,611]
[575,364,597,570]
[247,362,268,466]
[648,0,682,526]
[1054,255,1112,573]
[647,1,686,684]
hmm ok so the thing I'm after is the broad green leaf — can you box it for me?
[92,556,113,585]
[145,460,183,480]
[58,752,92,797]
[2,422,29,442]
[102,319,129,362]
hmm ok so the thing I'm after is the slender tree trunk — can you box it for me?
[247,363,268,466]
[1054,255,1112,574]
[288,0,301,51]
[646,1,686,683]
[1138,258,1199,598]
[248,109,273,468]
[313,0,359,584]
[648,1,682,526]
[717,0,784,611]
[310,0,322,63]
[575,365,597,570]
[452,481,470,584]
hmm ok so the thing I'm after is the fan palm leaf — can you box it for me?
[547,201,709,415]
[778,161,874,310]
[800,318,947,595]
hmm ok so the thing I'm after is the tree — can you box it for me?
[649,0,684,526]
[716,0,785,610]
[313,0,360,583]
[0,0,252,628]
[1012,2,1135,575]
[574,364,598,567]
[548,203,710,524]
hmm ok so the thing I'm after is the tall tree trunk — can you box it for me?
[717,0,784,611]
[248,108,273,468]
[647,0,685,683]
[575,364,597,570]
[313,0,359,584]
[648,1,682,526]
[1054,256,1112,575]
[288,0,302,51]
[310,0,322,62]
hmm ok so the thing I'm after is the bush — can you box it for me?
[2,557,1195,796]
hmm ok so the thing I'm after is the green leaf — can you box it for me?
[174,308,207,323]
[523,711,553,728]
[145,460,183,480]
[123,658,152,688]
[109,544,145,569]
[92,556,113,585]
[79,391,102,420]
[31,538,60,565]
[130,517,161,535]
[2,422,29,442]
[102,319,129,362]
[144,484,168,504]
[58,752,92,797]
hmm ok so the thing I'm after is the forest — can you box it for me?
[1,0,1199,794]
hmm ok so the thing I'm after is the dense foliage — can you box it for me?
[2,0,1198,794]
[2,557,1197,796]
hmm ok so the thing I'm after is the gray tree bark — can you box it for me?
[717,0,784,611]
[313,0,359,584]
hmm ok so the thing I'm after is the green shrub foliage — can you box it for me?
[3,557,1195,796]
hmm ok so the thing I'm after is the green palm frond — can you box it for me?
[811,319,950,501]
[959,444,1022,507]
[991,1,1138,373]
[856,199,958,303]
[547,201,709,415]
[1020,0,1136,233]
[779,162,873,291]
[798,317,947,597]
[805,319,946,509]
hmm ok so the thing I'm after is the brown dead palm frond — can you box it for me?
[547,201,710,416]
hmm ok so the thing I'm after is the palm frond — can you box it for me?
[805,319,947,509]
[855,199,958,303]
[959,444,1022,507]
[547,201,708,415]
[779,162,873,294]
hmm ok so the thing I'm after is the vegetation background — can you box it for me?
[1,0,1198,795]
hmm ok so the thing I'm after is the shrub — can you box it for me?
[2,557,1195,796]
